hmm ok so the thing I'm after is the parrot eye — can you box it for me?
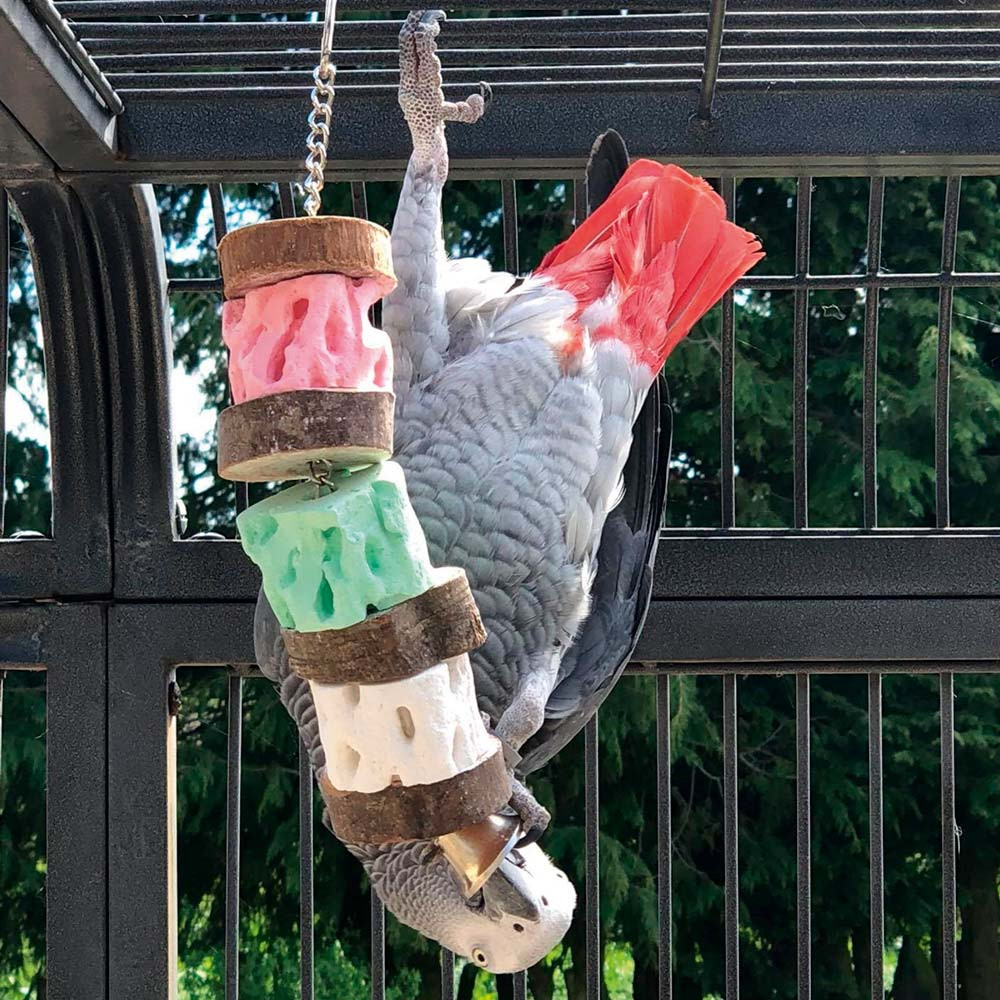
[472,948,490,968]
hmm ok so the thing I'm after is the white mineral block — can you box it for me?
[312,653,499,794]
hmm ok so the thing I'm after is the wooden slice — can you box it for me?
[218,216,396,300]
[217,388,394,482]
[284,568,486,683]
[319,750,511,844]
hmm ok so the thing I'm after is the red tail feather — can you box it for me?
[536,160,764,375]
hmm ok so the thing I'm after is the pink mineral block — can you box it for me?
[222,272,393,404]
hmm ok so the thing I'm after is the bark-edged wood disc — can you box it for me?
[319,750,511,843]
[218,216,396,300]
[217,388,394,481]
[284,568,487,683]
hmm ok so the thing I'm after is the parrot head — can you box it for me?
[352,837,576,974]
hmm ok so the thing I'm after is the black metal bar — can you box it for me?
[59,0,693,13]
[940,673,957,1000]
[74,16,714,49]
[208,182,228,244]
[71,14,1000,48]
[28,0,123,112]
[160,266,1000,297]
[697,0,727,119]
[225,674,243,1000]
[167,268,1000,297]
[796,675,811,1000]
[169,276,223,293]
[299,739,314,1000]
[93,42,1000,73]
[501,179,518,274]
[637,593,1000,660]
[585,714,601,1000]
[512,972,527,1000]
[5,182,111,594]
[720,176,736,528]
[629,659,1000,676]
[42,605,108,1000]
[100,85,1000,179]
[868,673,884,1000]
[54,0,1000,13]
[371,893,385,1000]
[440,951,455,1000]
[93,44,1000,75]
[351,180,368,220]
[723,675,739,1000]
[278,181,296,219]
[862,177,884,529]
[0,187,8,536]
[657,674,672,1000]
[935,176,961,529]
[0,0,116,170]
[792,176,812,529]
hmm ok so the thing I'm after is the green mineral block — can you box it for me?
[237,461,435,632]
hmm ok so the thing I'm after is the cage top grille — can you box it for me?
[4,2,1000,179]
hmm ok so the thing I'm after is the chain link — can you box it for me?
[302,0,338,217]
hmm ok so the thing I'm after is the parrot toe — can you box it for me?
[509,775,551,846]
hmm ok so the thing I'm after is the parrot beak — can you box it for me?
[481,851,543,923]
[437,813,521,897]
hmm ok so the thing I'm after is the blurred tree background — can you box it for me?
[3,169,1000,1000]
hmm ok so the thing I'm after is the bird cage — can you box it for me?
[1,3,998,999]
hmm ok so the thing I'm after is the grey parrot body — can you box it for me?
[252,8,761,970]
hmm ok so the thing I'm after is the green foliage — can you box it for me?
[4,169,1000,999]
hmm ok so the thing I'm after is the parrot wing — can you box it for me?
[516,375,671,773]
[516,130,669,774]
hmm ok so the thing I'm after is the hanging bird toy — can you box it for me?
[218,0,521,896]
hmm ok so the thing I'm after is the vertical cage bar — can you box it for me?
[940,673,957,1000]
[351,181,369,220]
[299,739,315,1000]
[720,176,737,529]
[512,971,527,1000]
[862,178,884,529]
[208,183,228,246]
[585,714,601,1000]
[796,675,811,1000]
[868,674,884,999]
[792,176,812,530]
[225,674,243,1000]
[371,892,386,1000]
[278,182,296,220]
[935,176,961,529]
[502,179,519,275]
[723,675,739,1000]
[657,674,672,1000]
[697,0,727,119]
[0,188,8,535]
[440,950,455,1000]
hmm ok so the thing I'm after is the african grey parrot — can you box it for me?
[254,8,763,973]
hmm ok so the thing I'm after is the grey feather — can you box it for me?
[517,379,672,773]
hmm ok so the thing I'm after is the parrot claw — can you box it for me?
[398,7,488,165]
[509,776,551,847]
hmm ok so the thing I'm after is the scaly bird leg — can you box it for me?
[383,10,490,399]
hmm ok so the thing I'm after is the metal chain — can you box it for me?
[302,0,338,217]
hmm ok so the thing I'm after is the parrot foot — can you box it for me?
[509,776,551,849]
[398,9,489,167]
